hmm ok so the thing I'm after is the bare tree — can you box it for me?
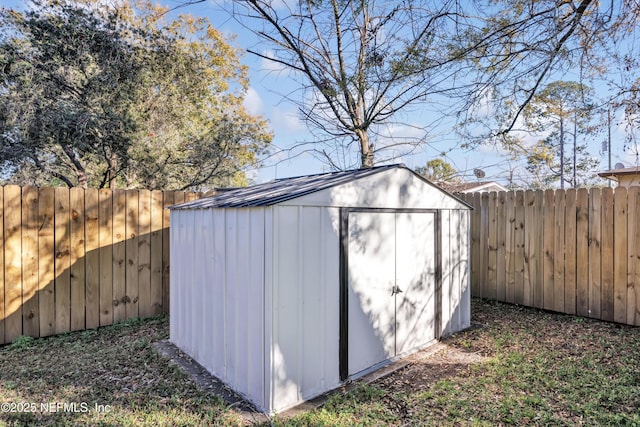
[175,0,639,169]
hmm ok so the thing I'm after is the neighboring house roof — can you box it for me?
[440,181,509,193]
[598,166,640,180]
[170,164,469,210]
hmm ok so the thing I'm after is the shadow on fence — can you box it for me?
[0,186,204,345]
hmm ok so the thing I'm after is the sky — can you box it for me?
[2,0,638,187]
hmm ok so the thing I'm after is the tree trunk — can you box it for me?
[109,152,118,189]
[357,129,374,168]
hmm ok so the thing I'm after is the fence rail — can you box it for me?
[460,187,640,326]
[0,186,202,345]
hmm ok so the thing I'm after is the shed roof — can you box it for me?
[439,181,509,193]
[598,166,640,180]
[170,164,470,210]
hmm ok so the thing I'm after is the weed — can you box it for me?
[9,335,35,350]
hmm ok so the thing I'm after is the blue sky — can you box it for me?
[2,0,637,187]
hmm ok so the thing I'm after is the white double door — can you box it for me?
[347,211,436,377]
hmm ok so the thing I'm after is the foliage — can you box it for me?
[415,158,460,184]
[9,335,35,350]
[521,81,600,189]
[0,0,271,189]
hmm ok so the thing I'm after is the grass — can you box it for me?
[0,316,243,426]
[277,300,640,426]
[1,299,640,426]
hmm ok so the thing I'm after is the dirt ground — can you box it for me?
[376,341,487,393]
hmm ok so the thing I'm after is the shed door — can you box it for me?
[346,211,436,378]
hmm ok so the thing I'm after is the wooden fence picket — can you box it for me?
[5,183,640,343]
[0,185,198,344]
[465,186,640,327]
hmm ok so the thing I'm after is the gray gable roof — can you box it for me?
[170,164,469,209]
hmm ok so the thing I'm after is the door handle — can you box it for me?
[391,285,403,296]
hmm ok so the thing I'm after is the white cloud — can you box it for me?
[378,124,426,141]
[270,106,306,133]
[260,49,288,73]
[243,87,263,115]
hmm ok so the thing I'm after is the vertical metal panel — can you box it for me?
[264,206,275,412]
[169,210,189,349]
[171,207,269,412]
[199,210,216,378]
[449,210,462,333]
[347,211,396,376]
[272,205,300,410]
[395,212,436,353]
[247,209,266,409]
[212,209,226,377]
[268,205,341,413]
[300,207,325,398]
[224,209,238,384]
[459,210,472,330]
[190,209,206,361]
[322,207,341,392]
[348,212,396,375]
[235,209,250,394]
[439,211,452,336]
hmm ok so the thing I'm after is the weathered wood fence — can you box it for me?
[0,186,203,345]
[460,187,640,326]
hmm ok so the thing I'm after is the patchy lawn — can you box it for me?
[0,316,244,426]
[279,299,640,426]
[1,299,640,426]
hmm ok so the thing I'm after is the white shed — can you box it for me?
[169,165,471,414]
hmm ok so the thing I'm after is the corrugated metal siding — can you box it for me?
[440,210,471,336]
[269,205,341,412]
[170,166,472,414]
[170,208,267,410]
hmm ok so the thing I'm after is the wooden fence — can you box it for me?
[460,187,640,326]
[0,186,203,345]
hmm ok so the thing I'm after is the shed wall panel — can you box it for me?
[248,209,266,407]
[199,211,216,378]
[170,208,268,411]
[450,210,471,332]
[440,211,452,336]
[191,210,206,362]
[224,209,238,384]
[270,206,340,412]
[212,209,226,377]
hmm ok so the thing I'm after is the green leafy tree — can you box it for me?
[415,158,460,184]
[0,0,271,189]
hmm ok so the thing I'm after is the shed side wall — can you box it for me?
[269,205,341,413]
[440,210,471,336]
[170,208,267,410]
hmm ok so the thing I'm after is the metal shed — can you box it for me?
[169,164,471,414]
